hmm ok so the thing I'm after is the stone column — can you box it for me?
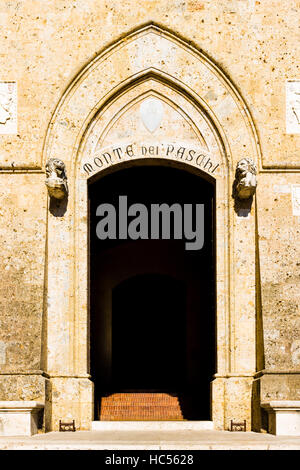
[44,171,93,431]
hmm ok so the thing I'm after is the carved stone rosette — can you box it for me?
[233,158,257,200]
[45,158,68,199]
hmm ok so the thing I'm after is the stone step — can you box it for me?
[99,393,184,421]
[92,421,215,431]
[100,409,184,420]
[99,417,185,421]
[101,406,182,410]
[101,393,179,401]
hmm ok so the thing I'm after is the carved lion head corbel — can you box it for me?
[45,158,68,200]
[233,158,257,200]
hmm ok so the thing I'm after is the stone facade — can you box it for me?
[0,1,299,434]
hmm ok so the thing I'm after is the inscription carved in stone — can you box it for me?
[45,158,68,199]
[233,158,257,200]
[82,141,220,178]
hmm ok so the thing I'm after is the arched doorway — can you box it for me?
[89,164,215,421]
[44,24,259,431]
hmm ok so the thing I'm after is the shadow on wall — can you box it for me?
[49,196,68,217]
[251,197,265,432]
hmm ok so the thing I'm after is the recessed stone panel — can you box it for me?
[0,82,17,135]
[292,184,300,216]
[286,80,300,134]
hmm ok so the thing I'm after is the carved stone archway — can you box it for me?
[43,24,260,431]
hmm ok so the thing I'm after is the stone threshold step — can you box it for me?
[100,415,184,419]
[101,405,183,408]
[92,421,214,431]
[100,415,184,420]
[101,400,181,403]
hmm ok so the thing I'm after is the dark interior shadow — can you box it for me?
[89,165,216,421]
[178,389,211,420]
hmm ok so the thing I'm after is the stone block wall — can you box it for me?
[0,1,299,430]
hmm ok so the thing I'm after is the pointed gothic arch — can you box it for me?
[43,24,260,432]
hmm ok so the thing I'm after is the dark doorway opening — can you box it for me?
[89,164,215,420]
[112,273,186,391]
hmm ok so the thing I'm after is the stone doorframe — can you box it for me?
[43,23,261,431]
